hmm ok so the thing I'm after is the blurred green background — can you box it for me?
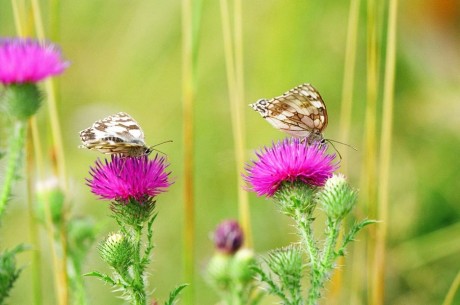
[1,0,459,304]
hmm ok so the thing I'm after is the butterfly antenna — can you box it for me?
[148,140,173,156]
[326,139,357,151]
[324,139,357,160]
[325,139,343,160]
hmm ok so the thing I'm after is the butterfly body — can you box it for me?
[79,112,152,157]
[250,83,328,143]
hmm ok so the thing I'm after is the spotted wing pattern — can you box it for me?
[250,83,328,142]
[79,112,151,157]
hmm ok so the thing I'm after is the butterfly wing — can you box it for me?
[250,83,328,139]
[79,112,148,155]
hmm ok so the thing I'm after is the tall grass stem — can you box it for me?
[26,124,43,305]
[181,0,197,302]
[442,270,460,305]
[339,0,361,174]
[31,117,67,305]
[373,0,398,303]
[391,222,460,271]
[233,0,251,247]
[11,0,24,36]
[29,0,69,303]
[220,0,252,248]
[362,0,380,303]
[330,1,361,301]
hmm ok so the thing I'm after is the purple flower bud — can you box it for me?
[214,220,244,254]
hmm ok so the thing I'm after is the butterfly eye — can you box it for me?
[257,99,268,106]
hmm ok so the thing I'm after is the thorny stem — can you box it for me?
[293,203,341,305]
[132,224,146,305]
[295,211,319,271]
[322,218,341,270]
[292,210,322,305]
[0,121,26,218]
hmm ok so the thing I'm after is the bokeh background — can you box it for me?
[1,0,459,304]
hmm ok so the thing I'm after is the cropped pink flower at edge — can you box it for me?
[87,155,172,203]
[0,37,69,85]
[244,138,338,197]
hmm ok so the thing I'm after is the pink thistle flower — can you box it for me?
[244,138,338,197]
[0,37,69,85]
[87,155,172,203]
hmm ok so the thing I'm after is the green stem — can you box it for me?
[307,218,342,305]
[232,281,249,305]
[132,225,146,305]
[0,121,26,218]
[295,211,319,271]
[293,211,321,305]
[322,218,341,269]
[303,226,321,304]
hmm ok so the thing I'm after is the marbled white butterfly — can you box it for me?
[250,83,328,144]
[79,112,152,157]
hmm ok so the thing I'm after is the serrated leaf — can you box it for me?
[252,265,289,303]
[338,219,377,257]
[0,244,28,304]
[164,284,188,305]
[83,271,116,286]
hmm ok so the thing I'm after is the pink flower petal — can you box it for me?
[87,155,172,203]
[0,37,69,85]
[244,138,338,197]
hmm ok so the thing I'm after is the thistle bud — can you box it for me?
[1,83,42,120]
[35,177,64,225]
[207,253,232,289]
[231,248,256,284]
[98,232,134,269]
[317,174,357,220]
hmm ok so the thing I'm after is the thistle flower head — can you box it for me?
[244,138,338,197]
[0,37,69,85]
[87,155,172,203]
[213,220,244,254]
